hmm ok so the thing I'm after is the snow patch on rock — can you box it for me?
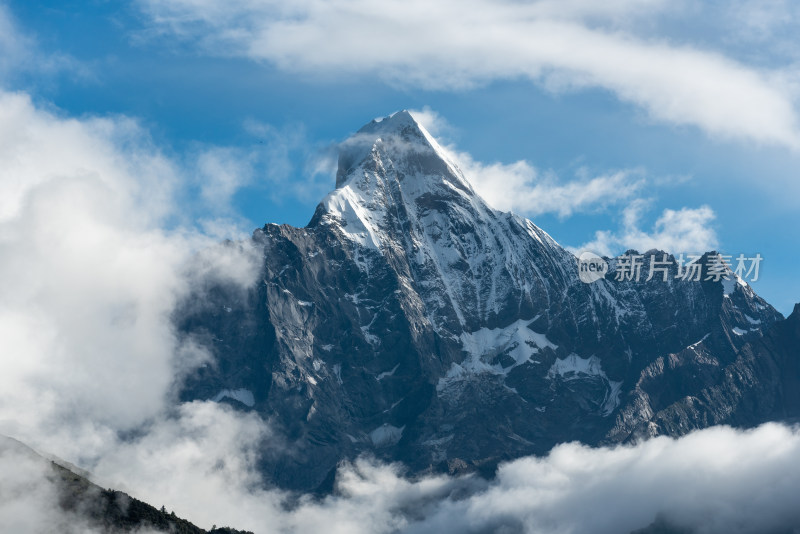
[212,388,255,407]
[548,354,605,380]
[370,424,404,447]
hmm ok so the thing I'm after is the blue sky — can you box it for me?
[2,0,800,314]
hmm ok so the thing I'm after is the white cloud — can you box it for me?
[394,423,800,534]
[0,89,261,467]
[722,0,800,50]
[89,402,278,530]
[0,437,108,533]
[405,107,454,139]
[462,156,644,218]
[576,199,718,256]
[518,0,671,22]
[140,0,800,149]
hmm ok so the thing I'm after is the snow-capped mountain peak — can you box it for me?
[314,110,484,251]
[333,110,473,193]
[310,112,574,335]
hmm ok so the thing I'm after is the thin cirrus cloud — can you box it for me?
[139,0,800,149]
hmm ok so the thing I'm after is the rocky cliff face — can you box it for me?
[176,111,791,492]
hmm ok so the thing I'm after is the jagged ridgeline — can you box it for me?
[176,111,798,493]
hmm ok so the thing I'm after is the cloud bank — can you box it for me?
[0,87,262,476]
[460,156,645,219]
[8,422,800,534]
[113,422,800,534]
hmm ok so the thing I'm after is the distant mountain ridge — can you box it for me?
[177,111,797,492]
[0,435,252,534]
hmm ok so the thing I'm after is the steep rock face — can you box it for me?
[177,111,786,491]
[610,304,800,443]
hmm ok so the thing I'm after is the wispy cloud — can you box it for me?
[243,119,337,204]
[723,0,800,52]
[461,157,644,218]
[194,146,256,213]
[0,3,91,85]
[139,0,800,149]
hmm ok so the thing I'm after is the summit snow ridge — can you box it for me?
[334,110,472,192]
